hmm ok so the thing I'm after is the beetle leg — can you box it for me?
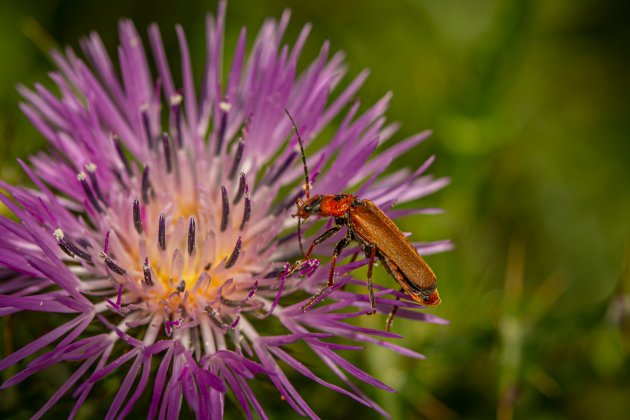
[302,234,352,311]
[365,244,377,314]
[304,225,343,259]
[385,287,403,332]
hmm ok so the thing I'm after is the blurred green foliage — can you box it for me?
[1,0,629,418]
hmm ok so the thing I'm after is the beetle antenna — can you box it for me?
[297,218,305,256]
[284,109,311,200]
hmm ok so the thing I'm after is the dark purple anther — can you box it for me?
[275,189,305,216]
[233,172,246,204]
[113,134,133,177]
[143,257,154,286]
[158,213,166,251]
[246,280,259,299]
[78,172,103,213]
[53,229,92,262]
[221,186,229,232]
[267,152,296,185]
[187,216,196,255]
[215,100,230,156]
[205,306,238,330]
[141,106,153,150]
[228,138,244,180]
[101,252,126,275]
[104,230,110,254]
[86,164,107,205]
[224,236,242,269]
[111,169,128,192]
[133,197,142,234]
[142,165,151,204]
[171,94,183,148]
[240,188,251,231]
[57,239,76,258]
[65,240,92,263]
[162,132,173,173]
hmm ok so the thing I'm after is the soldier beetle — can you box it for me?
[284,110,440,331]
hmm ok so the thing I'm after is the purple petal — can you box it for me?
[31,355,99,420]
[0,314,85,372]
[88,348,140,384]
[148,343,175,419]
[271,347,372,408]
[106,353,143,420]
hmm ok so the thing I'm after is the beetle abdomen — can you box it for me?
[348,200,437,293]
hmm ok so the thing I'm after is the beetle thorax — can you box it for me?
[319,194,355,218]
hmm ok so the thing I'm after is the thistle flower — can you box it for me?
[0,2,451,418]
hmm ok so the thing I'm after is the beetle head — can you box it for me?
[295,195,323,220]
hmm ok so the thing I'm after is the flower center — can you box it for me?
[54,102,273,334]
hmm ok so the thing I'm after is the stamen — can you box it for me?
[220,186,230,232]
[176,280,186,293]
[104,230,110,254]
[298,258,320,277]
[113,134,133,177]
[205,306,238,330]
[224,236,242,269]
[85,163,107,205]
[233,172,246,204]
[77,172,103,213]
[111,169,129,192]
[247,280,259,299]
[228,138,244,180]
[133,197,143,234]
[141,165,152,204]
[261,263,289,318]
[100,252,126,275]
[158,213,166,251]
[162,132,173,173]
[204,262,212,270]
[275,189,305,216]
[170,94,183,148]
[53,228,92,262]
[267,152,296,185]
[240,187,251,231]
[54,228,73,257]
[143,257,154,286]
[230,316,240,329]
[220,281,258,307]
[215,100,230,156]
[187,216,196,256]
[141,104,153,150]
[219,100,232,112]
[105,284,124,310]
[264,269,284,279]
[164,318,182,336]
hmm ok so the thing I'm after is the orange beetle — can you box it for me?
[286,111,440,330]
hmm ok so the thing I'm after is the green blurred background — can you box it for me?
[1,0,629,418]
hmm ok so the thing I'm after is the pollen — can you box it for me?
[53,228,64,241]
